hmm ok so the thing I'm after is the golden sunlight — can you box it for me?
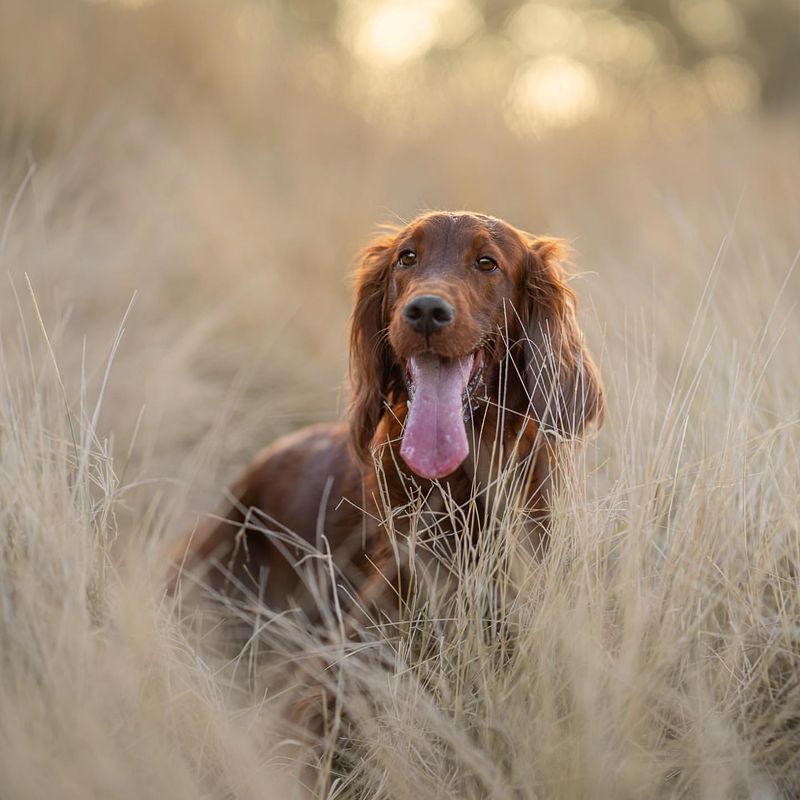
[507,55,600,133]
[339,0,481,69]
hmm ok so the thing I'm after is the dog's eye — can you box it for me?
[398,250,417,267]
[476,256,498,273]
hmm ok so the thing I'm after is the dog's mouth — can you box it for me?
[403,349,485,406]
[400,349,486,480]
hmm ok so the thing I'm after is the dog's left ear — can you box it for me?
[516,237,604,438]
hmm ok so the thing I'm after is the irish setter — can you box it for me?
[175,211,603,616]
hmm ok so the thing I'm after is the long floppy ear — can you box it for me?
[517,237,604,438]
[348,233,398,463]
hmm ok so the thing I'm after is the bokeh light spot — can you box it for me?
[697,55,760,113]
[506,2,586,55]
[507,55,600,134]
[583,12,660,73]
[671,0,744,49]
[340,0,481,69]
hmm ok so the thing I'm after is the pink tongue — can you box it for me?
[400,353,474,480]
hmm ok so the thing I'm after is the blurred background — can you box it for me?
[1,0,798,519]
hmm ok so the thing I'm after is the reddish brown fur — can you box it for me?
[174,212,603,616]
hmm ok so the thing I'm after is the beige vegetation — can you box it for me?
[1,1,799,797]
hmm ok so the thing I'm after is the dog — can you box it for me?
[174,211,603,618]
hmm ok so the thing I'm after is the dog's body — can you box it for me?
[176,212,603,615]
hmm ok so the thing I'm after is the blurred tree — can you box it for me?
[279,0,799,110]
[623,0,800,107]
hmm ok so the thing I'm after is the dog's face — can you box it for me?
[349,212,603,479]
[386,212,525,363]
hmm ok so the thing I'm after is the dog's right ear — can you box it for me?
[516,237,604,438]
[348,233,397,463]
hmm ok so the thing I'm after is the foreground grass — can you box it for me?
[1,167,799,798]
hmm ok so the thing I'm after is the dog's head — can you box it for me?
[349,211,603,479]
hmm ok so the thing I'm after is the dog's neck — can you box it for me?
[366,395,552,561]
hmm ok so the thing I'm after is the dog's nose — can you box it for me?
[403,295,455,336]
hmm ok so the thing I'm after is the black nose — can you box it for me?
[403,294,455,336]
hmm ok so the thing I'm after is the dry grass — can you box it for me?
[1,1,799,797]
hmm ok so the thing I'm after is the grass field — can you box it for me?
[1,2,799,797]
